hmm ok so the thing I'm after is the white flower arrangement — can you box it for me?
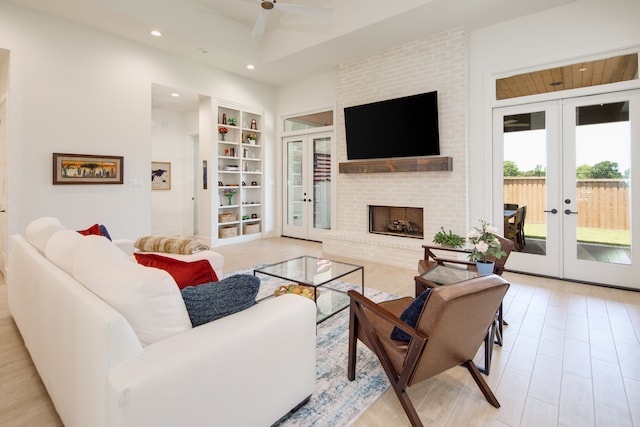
[467,220,507,262]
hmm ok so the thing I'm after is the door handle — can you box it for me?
[544,209,558,214]
[564,209,578,215]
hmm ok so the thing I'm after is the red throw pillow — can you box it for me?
[77,223,103,236]
[134,253,219,289]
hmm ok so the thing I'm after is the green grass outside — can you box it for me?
[524,223,631,246]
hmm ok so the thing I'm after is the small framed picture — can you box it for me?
[151,161,171,190]
[53,153,123,185]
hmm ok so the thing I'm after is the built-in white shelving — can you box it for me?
[216,105,263,241]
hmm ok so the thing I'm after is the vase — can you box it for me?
[226,194,233,205]
[220,133,225,141]
[475,260,495,276]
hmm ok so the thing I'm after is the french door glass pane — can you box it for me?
[503,111,547,255]
[287,140,303,227]
[312,137,331,230]
[574,102,631,264]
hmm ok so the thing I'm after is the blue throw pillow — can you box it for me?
[390,288,432,341]
[98,224,112,241]
[181,274,260,327]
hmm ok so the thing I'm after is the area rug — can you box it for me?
[225,267,395,427]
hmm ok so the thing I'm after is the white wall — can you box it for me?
[469,0,640,224]
[277,71,337,118]
[0,2,276,241]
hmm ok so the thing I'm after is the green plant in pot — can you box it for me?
[432,227,466,248]
[467,220,507,275]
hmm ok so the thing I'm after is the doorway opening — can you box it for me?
[151,84,200,237]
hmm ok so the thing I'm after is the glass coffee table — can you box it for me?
[254,256,364,324]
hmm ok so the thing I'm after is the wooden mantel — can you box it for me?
[338,157,452,174]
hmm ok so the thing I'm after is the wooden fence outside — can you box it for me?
[504,177,630,230]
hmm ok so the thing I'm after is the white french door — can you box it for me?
[493,101,562,278]
[282,132,332,241]
[493,90,640,288]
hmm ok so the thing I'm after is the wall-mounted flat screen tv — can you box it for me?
[344,91,440,160]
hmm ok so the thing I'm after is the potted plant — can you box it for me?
[222,188,237,205]
[218,127,228,141]
[467,220,507,275]
[432,227,465,248]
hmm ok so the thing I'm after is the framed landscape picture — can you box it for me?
[151,161,171,190]
[53,153,124,185]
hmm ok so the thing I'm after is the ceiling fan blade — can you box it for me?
[274,3,332,20]
[251,9,270,36]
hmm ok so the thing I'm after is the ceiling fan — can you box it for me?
[245,0,332,36]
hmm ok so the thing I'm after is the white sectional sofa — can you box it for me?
[7,217,317,427]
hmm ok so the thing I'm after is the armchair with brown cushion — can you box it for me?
[417,234,514,275]
[348,275,510,427]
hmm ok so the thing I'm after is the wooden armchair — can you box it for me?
[348,275,510,427]
[418,234,515,275]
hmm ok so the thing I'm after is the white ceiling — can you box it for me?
[10,0,577,88]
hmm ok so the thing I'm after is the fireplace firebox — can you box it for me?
[369,205,423,239]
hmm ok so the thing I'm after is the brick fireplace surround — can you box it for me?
[322,28,469,269]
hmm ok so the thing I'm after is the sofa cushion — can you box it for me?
[45,229,84,275]
[73,235,192,345]
[25,217,65,254]
[391,288,432,341]
[134,236,209,255]
[134,252,219,289]
[181,274,260,327]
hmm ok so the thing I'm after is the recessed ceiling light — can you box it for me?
[246,64,255,70]
[150,30,162,37]
[579,67,587,72]
[171,93,180,97]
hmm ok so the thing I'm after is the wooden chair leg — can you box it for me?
[347,300,358,381]
[495,304,504,346]
[391,387,424,427]
[463,360,500,408]
[480,321,497,375]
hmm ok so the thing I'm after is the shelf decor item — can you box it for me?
[467,219,507,275]
[219,226,237,238]
[250,119,257,130]
[223,188,237,205]
[219,213,237,223]
[53,153,124,185]
[218,127,228,141]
